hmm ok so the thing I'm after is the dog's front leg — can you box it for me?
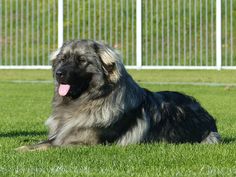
[15,141,53,152]
[15,135,56,152]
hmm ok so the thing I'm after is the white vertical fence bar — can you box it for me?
[172,0,175,65]
[211,0,214,65]
[230,0,233,66]
[156,0,159,65]
[131,0,134,65]
[205,0,208,66]
[66,0,69,40]
[42,0,45,65]
[10,0,13,65]
[104,0,107,43]
[125,0,128,65]
[161,0,164,65]
[72,0,74,39]
[88,0,91,39]
[93,0,95,39]
[136,0,142,68]
[0,0,1,65]
[36,0,40,65]
[167,0,170,65]
[178,0,180,65]
[189,0,192,65]
[99,0,101,40]
[144,1,148,65]
[216,0,222,70]
[58,0,63,48]
[47,0,50,65]
[52,0,55,48]
[109,0,112,45]
[150,0,153,65]
[15,0,18,65]
[224,0,227,66]
[26,0,29,65]
[194,0,197,66]
[183,0,186,65]
[5,0,7,65]
[200,0,202,66]
[78,0,80,39]
[82,0,85,39]
[145,0,147,65]
[120,0,123,60]
[32,0,35,65]
[120,0,124,57]
[19,0,23,65]
[115,0,118,46]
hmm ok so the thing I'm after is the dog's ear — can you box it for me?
[94,42,121,83]
[50,41,71,62]
[50,48,61,61]
[50,48,61,74]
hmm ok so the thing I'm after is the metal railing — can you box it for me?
[0,0,235,69]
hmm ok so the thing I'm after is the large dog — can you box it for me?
[17,40,220,151]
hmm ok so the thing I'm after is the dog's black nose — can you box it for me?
[56,70,64,78]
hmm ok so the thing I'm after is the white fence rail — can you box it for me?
[0,0,235,69]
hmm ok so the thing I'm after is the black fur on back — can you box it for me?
[143,91,218,143]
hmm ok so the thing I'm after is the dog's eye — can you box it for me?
[77,56,87,65]
[58,55,65,62]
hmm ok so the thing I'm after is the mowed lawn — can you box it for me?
[0,69,236,177]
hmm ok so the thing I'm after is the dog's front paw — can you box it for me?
[15,145,32,152]
[15,143,51,152]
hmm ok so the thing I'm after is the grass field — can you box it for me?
[0,69,236,176]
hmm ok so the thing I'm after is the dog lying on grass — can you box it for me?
[16,40,220,152]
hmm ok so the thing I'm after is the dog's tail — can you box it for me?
[201,132,221,144]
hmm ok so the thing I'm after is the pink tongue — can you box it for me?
[58,84,71,96]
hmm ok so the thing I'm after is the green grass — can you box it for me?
[0,69,236,176]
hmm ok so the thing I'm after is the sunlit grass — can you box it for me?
[0,69,236,176]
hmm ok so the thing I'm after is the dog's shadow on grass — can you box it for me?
[221,137,236,144]
[1,131,235,144]
[0,131,46,140]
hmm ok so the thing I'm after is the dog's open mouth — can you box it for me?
[58,84,71,96]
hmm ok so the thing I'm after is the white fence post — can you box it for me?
[136,0,142,69]
[216,0,222,70]
[58,0,63,48]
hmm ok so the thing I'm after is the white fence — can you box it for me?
[0,0,235,69]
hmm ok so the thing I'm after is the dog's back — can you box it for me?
[144,90,220,143]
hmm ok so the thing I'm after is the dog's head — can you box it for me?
[51,40,124,99]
